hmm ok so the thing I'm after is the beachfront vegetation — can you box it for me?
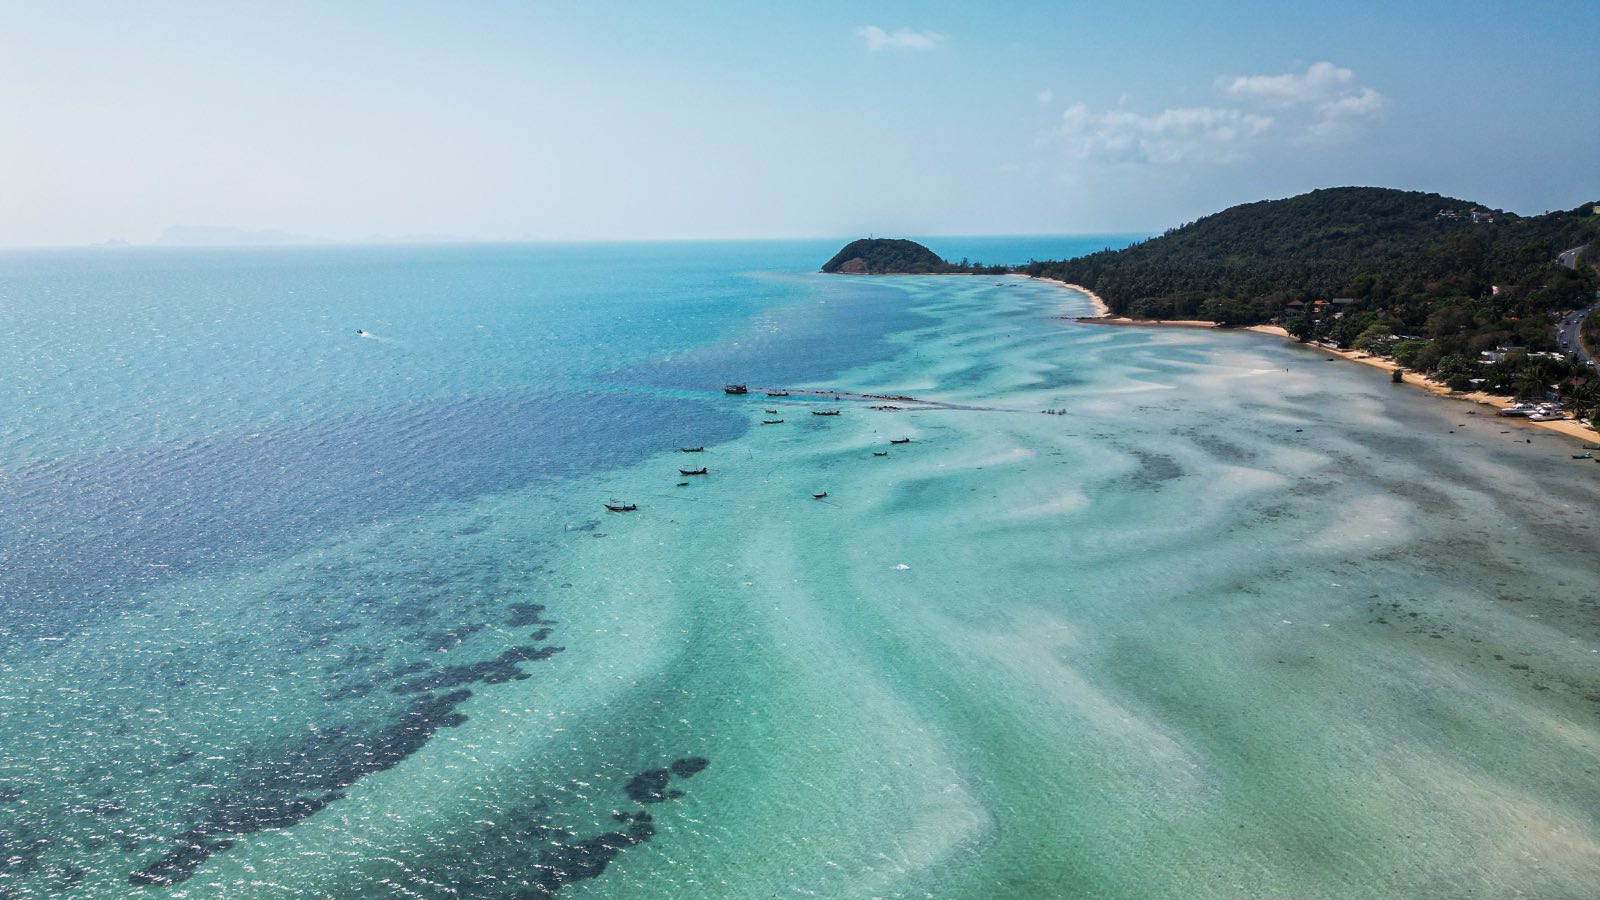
[1020,187,1600,415]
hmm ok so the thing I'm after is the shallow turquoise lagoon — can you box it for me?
[0,241,1595,898]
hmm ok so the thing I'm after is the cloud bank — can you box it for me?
[1052,61,1383,165]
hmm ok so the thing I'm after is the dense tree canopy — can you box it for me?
[821,238,1007,275]
[1023,188,1599,324]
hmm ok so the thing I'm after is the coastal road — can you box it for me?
[1558,245,1586,269]
[1557,300,1599,373]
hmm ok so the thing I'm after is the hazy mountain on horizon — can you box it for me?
[155,225,331,247]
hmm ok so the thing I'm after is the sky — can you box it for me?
[2,0,1597,245]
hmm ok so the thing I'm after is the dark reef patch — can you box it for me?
[507,603,555,628]
[530,811,657,893]
[624,769,681,804]
[669,757,709,779]
[129,689,474,887]
[392,645,564,695]
[524,757,710,895]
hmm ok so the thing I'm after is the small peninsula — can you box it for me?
[821,238,1008,275]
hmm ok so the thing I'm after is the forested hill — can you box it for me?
[821,238,1009,275]
[1024,187,1600,324]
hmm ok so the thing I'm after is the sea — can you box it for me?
[1,237,1596,898]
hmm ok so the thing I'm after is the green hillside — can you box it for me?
[1026,187,1598,326]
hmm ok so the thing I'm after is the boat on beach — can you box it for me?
[724,383,748,395]
[679,467,708,476]
[604,502,638,512]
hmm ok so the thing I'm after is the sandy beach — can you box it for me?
[1027,275,1111,317]
[1241,325,1600,443]
[1064,313,1598,444]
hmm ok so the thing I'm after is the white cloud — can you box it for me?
[1224,61,1355,106]
[1036,88,1054,106]
[1056,103,1273,165]
[1223,61,1385,142]
[1045,61,1381,167]
[1305,87,1386,142]
[855,25,944,52]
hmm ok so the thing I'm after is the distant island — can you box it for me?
[825,187,1600,429]
[821,238,1007,275]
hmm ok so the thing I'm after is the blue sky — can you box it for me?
[2,0,1596,245]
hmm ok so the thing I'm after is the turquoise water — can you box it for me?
[1,240,1596,897]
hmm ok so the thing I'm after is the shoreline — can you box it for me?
[1070,315,1599,443]
[1024,275,1111,317]
[824,270,1114,318]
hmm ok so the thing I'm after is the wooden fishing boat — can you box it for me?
[679,446,705,453]
[766,391,790,397]
[762,419,784,425]
[679,467,708,476]
[812,492,828,499]
[723,383,748,395]
[873,451,889,457]
[765,409,778,414]
[812,410,841,416]
[604,502,638,512]
[890,438,912,444]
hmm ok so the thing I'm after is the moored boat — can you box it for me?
[762,419,784,425]
[812,410,841,416]
[873,451,889,457]
[890,438,912,444]
[724,383,748,395]
[604,502,638,512]
[812,491,828,499]
[679,446,705,453]
[766,391,790,397]
[679,467,708,476]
